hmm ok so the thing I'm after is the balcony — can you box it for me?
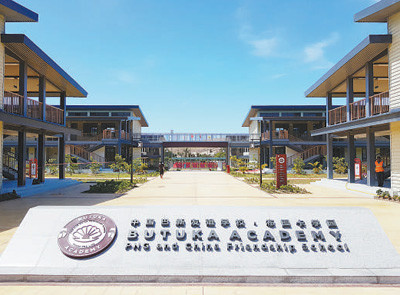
[3,91,64,125]
[329,91,389,126]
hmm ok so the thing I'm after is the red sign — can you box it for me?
[355,158,362,179]
[29,159,38,179]
[58,213,117,259]
[276,154,287,188]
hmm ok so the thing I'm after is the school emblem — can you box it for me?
[58,213,117,258]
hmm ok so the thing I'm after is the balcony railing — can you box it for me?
[329,105,347,125]
[329,91,390,126]
[261,130,289,141]
[3,91,64,125]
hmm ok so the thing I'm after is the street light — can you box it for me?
[250,117,264,188]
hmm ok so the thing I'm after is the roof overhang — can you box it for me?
[2,34,87,97]
[354,0,400,23]
[305,35,392,98]
[0,0,38,22]
[65,105,148,127]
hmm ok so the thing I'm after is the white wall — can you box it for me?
[388,12,400,192]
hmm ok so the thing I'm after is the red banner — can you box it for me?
[276,154,287,188]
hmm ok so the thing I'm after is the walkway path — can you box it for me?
[1,171,400,294]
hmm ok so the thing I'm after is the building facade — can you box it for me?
[306,0,400,190]
[0,1,87,191]
[65,105,148,164]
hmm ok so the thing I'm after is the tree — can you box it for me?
[89,157,102,175]
[214,149,226,158]
[65,154,79,176]
[47,158,58,175]
[110,154,128,180]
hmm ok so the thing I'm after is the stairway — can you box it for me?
[66,145,105,163]
[287,145,327,167]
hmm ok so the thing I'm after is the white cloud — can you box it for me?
[271,73,286,79]
[236,6,279,59]
[304,33,339,69]
[115,70,138,85]
[249,38,278,58]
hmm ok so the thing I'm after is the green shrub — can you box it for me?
[260,180,309,194]
[89,158,102,175]
[66,154,79,176]
[244,176,259,184]
[309,161,323,174]
[333,157,348,174]
[293,158,305,175]
[86,180,135,193]
[47,158,58,175]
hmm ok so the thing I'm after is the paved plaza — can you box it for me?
[1,171,400,293]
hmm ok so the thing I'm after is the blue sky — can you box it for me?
[10,0,386,133]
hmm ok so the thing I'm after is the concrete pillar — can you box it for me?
[60,91,66,126]
[39,76,46,121]
[366,61,374,117]
[18,130,26,186]
[38,132,45,182]
[366,127,376,186]
[161,144,165,163]
[19,61,28,117]
[58,135,65,179]
[326,93,332,126]
[346,77,354,122]
[347,133,355,183]
[327,134,333,179]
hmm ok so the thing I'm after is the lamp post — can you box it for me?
[250,117,265,188]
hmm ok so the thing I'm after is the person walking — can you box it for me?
[159,162,165,179]
[375,156,385,187]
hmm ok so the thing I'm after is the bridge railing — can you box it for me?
[141,133,249,142]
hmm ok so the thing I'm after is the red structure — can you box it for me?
[355,158,362,179]
[29,159,38,179]
[276,154,287,188]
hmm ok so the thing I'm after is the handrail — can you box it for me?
[3,91,64,125]
[287,145,327,167]
[329,91,390,126]
[67,145,105,163]
[329,105,347,125]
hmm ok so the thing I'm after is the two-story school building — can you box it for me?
[306,0,400,191]
[0,1,87,190]
[64,105,148,163]
[242,105,390,169]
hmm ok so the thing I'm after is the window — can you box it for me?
[111,112,131,117]
[90,112,109,117]
[304,112,323,117]
[281,112,301,117]
[68,112,87,117]
[260,112,280,117]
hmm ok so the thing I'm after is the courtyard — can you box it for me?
[1,171,400,294]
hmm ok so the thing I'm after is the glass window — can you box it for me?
[304,112,323,117]
[111,112,131,117]
[260,112,280,117]
[90,112,109,117]
[281,112,301,117]
[68,112,87,117]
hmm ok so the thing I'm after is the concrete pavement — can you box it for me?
[1,171,400,293]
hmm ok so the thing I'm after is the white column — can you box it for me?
[0,15,6,191]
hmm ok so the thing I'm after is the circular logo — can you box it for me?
[278,157,285,164]
[58,213,117,259]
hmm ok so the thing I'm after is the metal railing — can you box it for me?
[141,133,249,142]
[329,91,390,126]
[67,145,105,163]
[329,105,347,125]
[261,130,289,140]
[287,145,327,167]
[46,104,64,125]
[3,91,64,125]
